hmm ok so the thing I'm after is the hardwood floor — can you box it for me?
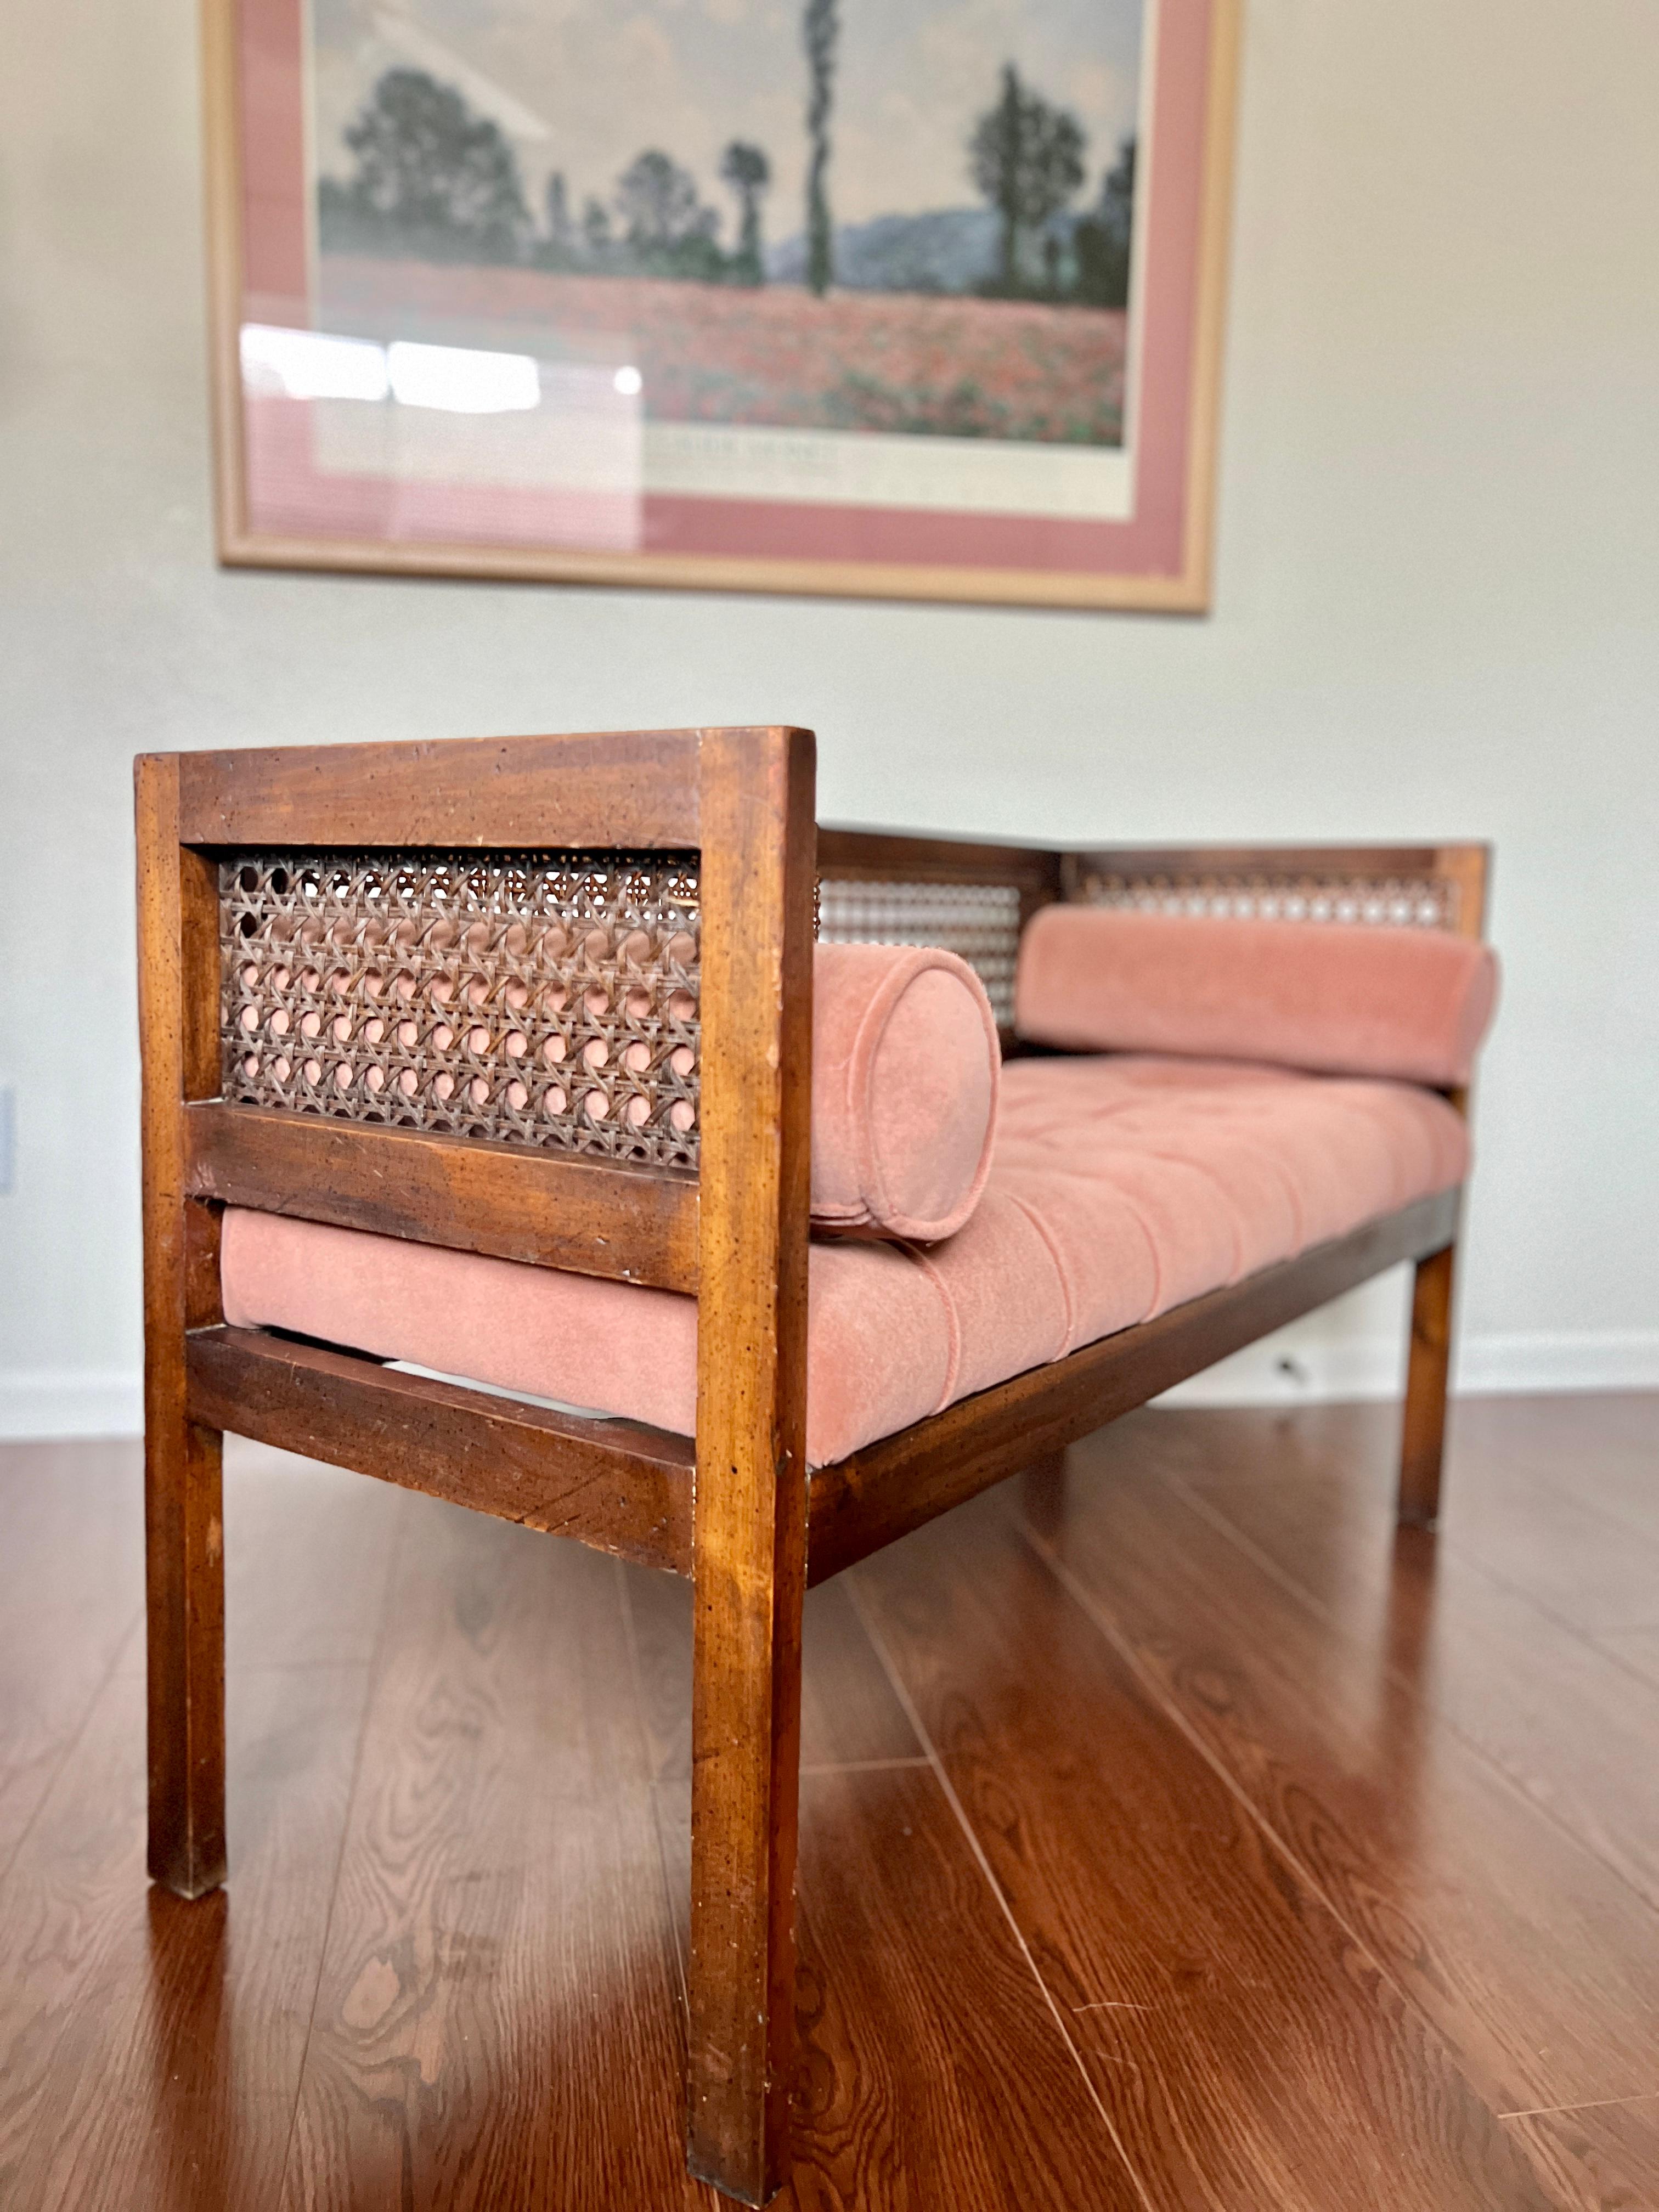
[0,1394,1655,2209]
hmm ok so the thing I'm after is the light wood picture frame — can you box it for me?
[202,0,1240,611]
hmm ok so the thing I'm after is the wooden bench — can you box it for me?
[136,726,1487,2203]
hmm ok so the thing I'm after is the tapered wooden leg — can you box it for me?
[1399,1242,1457,1528]
[146,1410,226,1896]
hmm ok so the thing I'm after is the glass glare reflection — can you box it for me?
[239,321,644,552]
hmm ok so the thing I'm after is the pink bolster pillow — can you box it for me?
[810,941,1000,1240]
[1015,906,1498,1087]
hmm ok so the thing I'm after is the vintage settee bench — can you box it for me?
[136,726,1495,2204]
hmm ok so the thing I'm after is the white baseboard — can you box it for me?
[1159,1329,1659,1408]
[0,1371,144,1441]
[1457,1330,1659,1396]
[1159,1337,1406,1408]
[2,1333,1655,1440]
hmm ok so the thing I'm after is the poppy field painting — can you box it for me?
[208,0,1238,606]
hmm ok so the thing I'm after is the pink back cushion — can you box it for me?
[811,941,1000,1241]
[1015,906,1498,1088]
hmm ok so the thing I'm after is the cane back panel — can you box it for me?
[221,853,703,1167]
[816,878,1025,1026]
[1067,860,1466,932]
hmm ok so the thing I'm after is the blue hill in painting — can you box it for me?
[767,207,1001,294]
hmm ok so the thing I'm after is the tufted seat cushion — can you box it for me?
[221,1052,1469,1468]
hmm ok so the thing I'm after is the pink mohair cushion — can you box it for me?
[811,941,1000,1240]
[1015,906,1499,1088]
[221,1052,1470,1469]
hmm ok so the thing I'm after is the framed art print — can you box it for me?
[203,0,1239,608]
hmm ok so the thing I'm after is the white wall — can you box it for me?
[2,0,1656,1436]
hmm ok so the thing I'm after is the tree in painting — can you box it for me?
[968,65,1086,292]
[720,141,771,285]
[582,196,613,254]
[614,149,725,278]
[803,0,839,295]
[1073,136,1137,307]
[326,68,529,259]
[543,170,574,261]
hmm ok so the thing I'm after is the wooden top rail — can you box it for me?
[817,823,1062,891]
[165,727,765,850]
[1066,840,1487,877]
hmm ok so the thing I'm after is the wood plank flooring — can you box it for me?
[0,1393,1655,2208]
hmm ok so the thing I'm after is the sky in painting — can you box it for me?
[311,0,1147,247]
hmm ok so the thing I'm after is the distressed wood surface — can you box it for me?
[187,1325,695,1575]
[188,1103,700,1290]
[624,1571,925,1785]
[171,727,705,848]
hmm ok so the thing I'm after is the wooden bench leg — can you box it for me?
[1399,1242,1457,1529]
[686,1540,804,2203]
[685,724,814,2203]
[145,1408,227,1897]
[1018,1448,1069,1537]
[137,755,227,1898]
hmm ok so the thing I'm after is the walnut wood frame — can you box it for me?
[199,0,1240,613]
[136,732,1488,2203]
